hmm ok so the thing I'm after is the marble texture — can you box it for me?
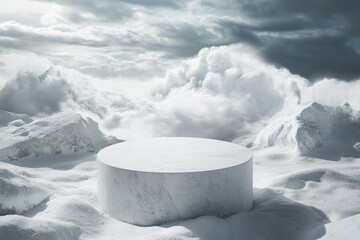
[97,137,253,226]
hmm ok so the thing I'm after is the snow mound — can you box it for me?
[254,102,360,157]
[0,112,121,161]
[0,215,80,240]
[0,110,32,127]
[273,168,360,190]
[316,214,360,240]
[271,168,360,220]
[37,196,104,237]
[220,189,328,240]
[102,189,328,240]
[0,163,50,215]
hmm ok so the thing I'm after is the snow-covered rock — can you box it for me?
[0,163,50,215]
[0,112,121,161]
[254,102,360,157]
[270,168,360,220]
[37,196,105,237]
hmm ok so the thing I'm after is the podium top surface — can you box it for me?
[97,137,252,173]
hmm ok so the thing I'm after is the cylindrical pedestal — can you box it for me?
[97,137,253,226]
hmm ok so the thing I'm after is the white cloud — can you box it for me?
[0,0,51,25]
[113,44,360,140]
[0,21,111,46]
[304,79,360,111]
[137,45,306,140]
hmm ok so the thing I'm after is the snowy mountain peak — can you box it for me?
[254,102,360,158]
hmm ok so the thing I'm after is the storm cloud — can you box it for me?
[232,0,360,80]
[1,0,360,82]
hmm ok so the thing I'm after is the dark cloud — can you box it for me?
[158,0,360,80]
[218,0,360,80]
[132,20,262,59]
[214,20,262,46]
[152,22,224,58]
[120,0,183,9]
[262,34,360,80]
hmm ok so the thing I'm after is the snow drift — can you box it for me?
[0,163,51,215]
[0,111,120,161]
[0,215,80,240]
[271,168,360,220]
[255,102,360,157]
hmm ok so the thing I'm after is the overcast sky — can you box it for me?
[1,0,360,94]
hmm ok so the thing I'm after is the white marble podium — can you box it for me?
[97,137,253,226]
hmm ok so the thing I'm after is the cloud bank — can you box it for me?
[1,44,360,141]
[106,44,360,140]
